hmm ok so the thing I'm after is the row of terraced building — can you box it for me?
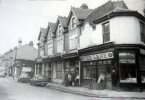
[35,1,145,89]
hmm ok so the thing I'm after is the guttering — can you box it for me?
[93,11,145,24]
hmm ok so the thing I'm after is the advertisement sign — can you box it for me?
[80,52,113,61]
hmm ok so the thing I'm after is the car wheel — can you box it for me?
[41,83,46,87]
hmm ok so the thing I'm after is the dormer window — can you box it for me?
[71,16,76,29]
[58,24,62,36]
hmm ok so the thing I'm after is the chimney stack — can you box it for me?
[29,41,34,47]
[18,38,22,48]
[80,3,89,9]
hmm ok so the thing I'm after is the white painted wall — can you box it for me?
[80,16,141,49]
[111,16,140,44]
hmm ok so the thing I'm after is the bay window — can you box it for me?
[140,22,145,43]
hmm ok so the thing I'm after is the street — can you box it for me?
[0,77,93,100]
[0,77,143,100]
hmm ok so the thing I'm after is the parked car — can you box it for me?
[0,67,6,77]
[0,72,6,77]
[18,72,31,83]
[30,75,49,86]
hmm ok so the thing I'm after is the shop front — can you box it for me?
[80,52,114,89]
[62,52,80,86]
[51,55,64,84]
[35,58,43,76]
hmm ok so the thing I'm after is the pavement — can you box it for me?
[46,82,145,99]
[6,77,145,99]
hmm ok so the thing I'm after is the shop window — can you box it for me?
[140,55,145,83]
[56,62,62,79]
[83,67,91,79]
[119,64,136,83]
[119,52,135,64]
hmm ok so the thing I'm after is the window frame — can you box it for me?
[58,24,62,36]
[71,16,76,30]
[140,22,145,43]
[102,22,110,43]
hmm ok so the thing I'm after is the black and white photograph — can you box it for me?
[0,0,145,100]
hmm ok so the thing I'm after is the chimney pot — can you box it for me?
[80,3,89,9]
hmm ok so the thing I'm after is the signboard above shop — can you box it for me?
[80,52,114,61]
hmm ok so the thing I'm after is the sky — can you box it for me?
[0,0,144,55]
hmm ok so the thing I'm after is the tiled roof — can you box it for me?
[58,16,67,27]
[49,22,56,32]
[38,27,47,40]
[85,1,128,24]
[71,7,93,20]
[45,22,56,38]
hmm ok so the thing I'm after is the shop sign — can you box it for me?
[80,52,113,61]
[36,58,43,62]
[140,49,145,55]
[119,52,135,64]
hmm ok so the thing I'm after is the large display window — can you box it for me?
[140,55,145,83]
[119,52,137,83]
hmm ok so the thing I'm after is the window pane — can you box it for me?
[103,22,110,43]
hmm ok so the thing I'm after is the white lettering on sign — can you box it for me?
[80,52,113,61]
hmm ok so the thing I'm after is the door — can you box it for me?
[97,60,112,89]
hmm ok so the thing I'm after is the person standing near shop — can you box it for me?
[71,70,76,87]
[97,71,105,89]
[112,67,117,89]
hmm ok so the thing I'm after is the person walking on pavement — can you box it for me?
[112,67,117,89]
[71,70,76,87]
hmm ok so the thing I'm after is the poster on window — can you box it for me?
[119,52,135,64]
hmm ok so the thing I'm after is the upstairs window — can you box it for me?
[49,29,52,39]
[70,35,79,50]
[71,17,76,29]
[140,22,145,43]
[102,22,110,43]
[58,24,62,36]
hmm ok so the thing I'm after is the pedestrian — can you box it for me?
[65,71,71,87]
[97,71,105,89]
[112,67,117,89]
[71,71,76,86]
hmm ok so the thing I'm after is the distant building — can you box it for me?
[3,40,38,78]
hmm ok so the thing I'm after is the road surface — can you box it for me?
[0,77,140,100]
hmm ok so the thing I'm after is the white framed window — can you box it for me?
[58,24,62,36]
[102,22,110,43]
[57,39,63,53]
[48,43,53,55]
[71,16,76,30]
[69,34,79,50]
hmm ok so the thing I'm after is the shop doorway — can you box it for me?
[97,60,112,89]
[82,61,97,89]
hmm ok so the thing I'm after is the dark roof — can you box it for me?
[54,16,68,34]
[38,28,47,40]
[85,1,128,24]
[57,16,67,27]
[45,22,56,38]
[66,7,93,26]
[48,22,56,32]
[71,7,93,20]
